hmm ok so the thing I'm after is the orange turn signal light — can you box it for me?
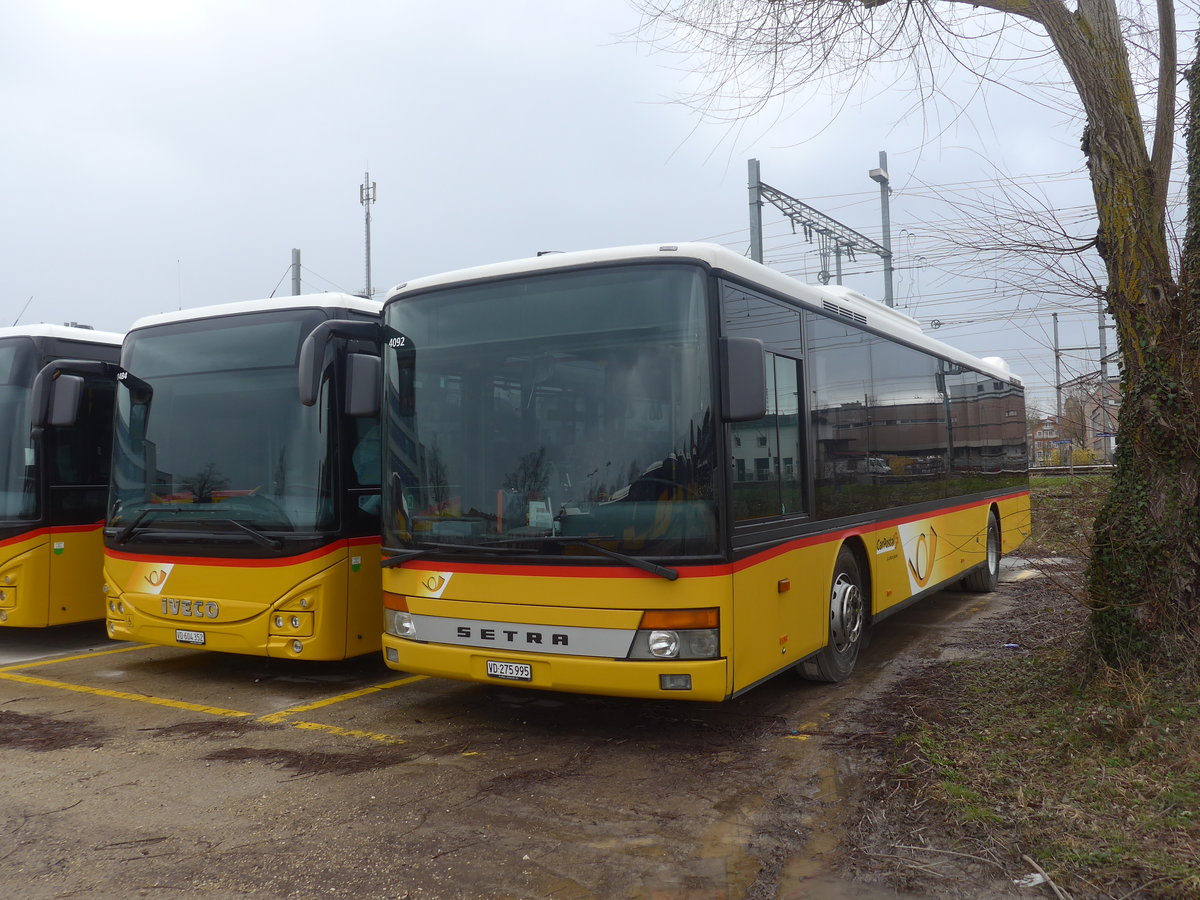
[639,607,719,629]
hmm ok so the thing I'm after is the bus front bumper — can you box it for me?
[381,634,730,702]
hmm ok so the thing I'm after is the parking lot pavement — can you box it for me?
[0,572,1034,898]
[0,620,114,666]
[0,633,435,748]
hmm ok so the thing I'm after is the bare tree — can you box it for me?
[636,1,1198,667]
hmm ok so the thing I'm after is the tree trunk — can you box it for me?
[1083,27,1200,667]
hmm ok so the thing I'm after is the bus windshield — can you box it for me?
[0,339,38,521]
[382,264,719,558]
[111,310,335,534]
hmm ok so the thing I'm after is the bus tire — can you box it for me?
[800,545,866,683]
[962,510,1000,593]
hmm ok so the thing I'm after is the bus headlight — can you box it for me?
[384,608,417,638]
[384,593,417,639]
[627,608,720,660]
[628,628,719,659]
[648,630,679,658]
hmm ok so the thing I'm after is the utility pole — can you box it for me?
[1053,312,1062,421]
[868,151,895,308]
[1096,296,1114,463]
[360,172,377,299]
[291,248,301,296]
[748,159,764,264]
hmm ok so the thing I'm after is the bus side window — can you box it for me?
[47,378,114,519]
[730,352,805,521]
[352,419,381,515]
[806,312,874,518]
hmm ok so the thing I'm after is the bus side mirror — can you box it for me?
[721,336,766,422]
[299,319,382,406]
[346,353,380,417]
[47,374,85,428]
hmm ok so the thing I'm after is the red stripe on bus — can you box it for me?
[106,536,381,568]
[0,521,106,549]
[386,492,1028,580]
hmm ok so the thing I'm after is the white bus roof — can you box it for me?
[0,323,123,345]
[129,292,381,332]
[385,242,1022,385]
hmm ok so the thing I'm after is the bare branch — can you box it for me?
[1152,0,1179,214]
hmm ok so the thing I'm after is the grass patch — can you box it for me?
[851,477,1199,897]
[1024,473,1111,558]
[898,620,1200,898]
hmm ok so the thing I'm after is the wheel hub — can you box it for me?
[830,573,863,653]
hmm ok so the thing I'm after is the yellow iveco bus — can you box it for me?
[0,324,121,627]
[367,244,1030,700]
[38,295,383,658]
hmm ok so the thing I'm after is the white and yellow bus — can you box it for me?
[0,325,121,628]
[366,244,1029,700]
[39,295,383,659]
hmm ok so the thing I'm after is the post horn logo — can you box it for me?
[906,526,939,588]
[145,569,168,587]
[423,574,446,593]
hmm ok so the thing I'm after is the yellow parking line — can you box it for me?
[290,721,406,744]
[4,661,428,746]
[0,642,153,673]
[0,670,253,718]
[257,675,428,724]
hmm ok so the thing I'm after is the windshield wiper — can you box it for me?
[485,535,679,581]
[560,539,679,581]
[112,505,188,544]
[381,540,529,568]
[383,537,679,581]
[222,519,284,551]
[113,507,284,550]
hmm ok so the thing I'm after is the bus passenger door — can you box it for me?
[729,353,818,690]
[45,378,113,625]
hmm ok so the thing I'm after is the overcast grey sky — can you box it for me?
[4,0,1169,410]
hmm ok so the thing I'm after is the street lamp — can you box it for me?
[869,151,895,308]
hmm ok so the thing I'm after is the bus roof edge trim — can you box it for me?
[128,293,382,332]
[0,324,123,344]
[384,243,1023,386]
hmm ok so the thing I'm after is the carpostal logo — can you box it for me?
[134,562,174,595]
[906,526,939,589]
[874,534,898,556]
[421,573,452,598]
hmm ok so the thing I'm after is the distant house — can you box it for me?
[1028,415,1063,466]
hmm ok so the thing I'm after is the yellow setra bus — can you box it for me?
[38,295,382,659]
[0,325,122,628]
[358,244,1029,700]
